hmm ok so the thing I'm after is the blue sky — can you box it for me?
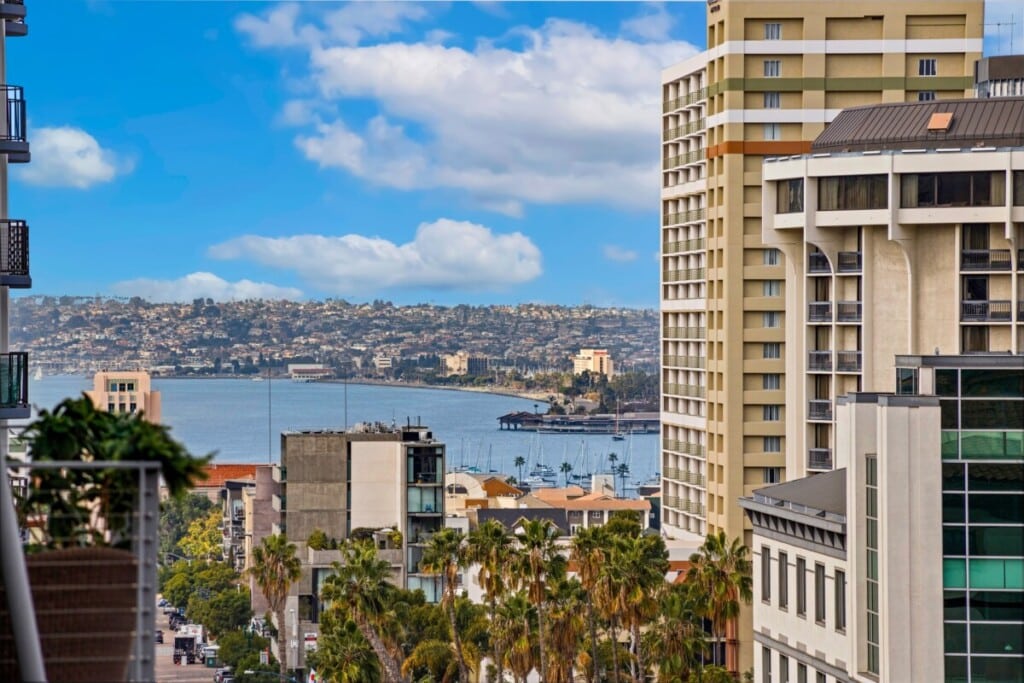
[10,1,1021,307]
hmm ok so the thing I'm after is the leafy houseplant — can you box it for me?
[0,396,211,682]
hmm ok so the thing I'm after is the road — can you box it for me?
[155,643,214,683]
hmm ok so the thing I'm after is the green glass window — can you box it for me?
[969,558,1024,589]
[968,590,1024,621]
[944,622,967,654]
[972,657,1024,681]
[962,431,1024,459]
[968,493,1024,524]
[896,367,918,395]
[943,527,966,555]
[943,493,966,523]
[936,369,959,397]
[944,559,966,588]
[961,369,1024,398]
[961,400,1024,430]
[944,656,967,682]
[969,527,1024,556]
[942,432,960,459]
[941,401,959,430]
[968,463,1024,491]
[944,590,967,621]
[942,463,965,491]
[971,623,1024,654]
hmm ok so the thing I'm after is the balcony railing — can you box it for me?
[664,439,706,457]
[961,300,1012,322]
[662,118,706,141]
[1019,250,1024,269]
[961,249,1012,271]
[0,351,28,419]
[0,219,29,287]
[836,301,862,322]
[836,251,862,273]
[663,148,706,169]
[808,400,833,422]
[836,350,862,372]
[0,1,26,36]
[808,351,832,372]
[664,326,706,339]
[663,354,706,369]
[662,87,708,112]
[663,237,706,254]
[808,448,833,470]
[808,252,831,274]
[662,209,706,226]
[664,383,706,399]
[808,302,832,322]
[0,85,28,162]
[664,267,706,282]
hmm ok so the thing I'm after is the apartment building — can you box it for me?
[272,423,445,669]
[975,54,1024,98]
[743,354,1023,682]
[761,96,1024,478]
[573,348,614,377]
[85,369,162,423]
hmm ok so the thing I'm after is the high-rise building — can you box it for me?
[573,348,614,377]
[85,370,162,423]
[660,1,984,669]
[272,422,445,670]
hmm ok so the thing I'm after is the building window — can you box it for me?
[764,60,781,77]
[764,467,781,484]
[779,551,789,609]
[896,368,918,395]
[919,58,937,76]
[764,123,781,141]
[763,312,780,328]
[818,175,888,210]
[107,403,115,413]
[777,178,804,213]
[796,557,807,616]
[961,325,989,354]
[764,91,781,108]
[763,405,781,421]
[900,172,1005,208]
[780,654,789,683]
[816,674,826,683]
[762,647,772,683]
[129,402,137,413]
[797,664,807,683]
[918,91,936,101]
[118,403,127,413]
[1014,171,1024,205]
[764,248,780,265]
[763,374,781,390]
[835,569,846,632]
[815,563,826,624]
[764,436,782,453]
[763,343,781,359]
[762,546,772,602]
[764,22,781,40]
[866,455,880,674]
[763,280,782,297]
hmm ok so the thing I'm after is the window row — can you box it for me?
[760,547,846,632]
[761,646,831,683]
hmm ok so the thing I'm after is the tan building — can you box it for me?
[660,1,983,670]
[85,370,162,423]
[572,348,614,377]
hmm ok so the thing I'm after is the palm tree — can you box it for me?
[493,592,536,683]
[248,534,302,679]
[465,519,515,681]
[646,584,706,683]
[615,534,669,682]
[514,456,526,483]
[323,541,409,683]
[570,526,607,683]
[686,531,753,670]
[311,618,382,683]
[513,518,560,683]
[545,577,586,683]
[560,461,573,487]
[419,528,471,683]
[608,453,618,495]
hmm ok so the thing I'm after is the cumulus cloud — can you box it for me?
[235,2,430,48]
[111,272,303,302]
[603,245,638,263]
[237,7,698,213]
[18,126,129,189]
[621,3,675,42]
[208,218,542,294]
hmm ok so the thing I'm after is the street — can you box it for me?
[154,643,214,683]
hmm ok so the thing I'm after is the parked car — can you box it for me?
[155,629,163,644]
[214,667,232,683]
[157,598,169,608]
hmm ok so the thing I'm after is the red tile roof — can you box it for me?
[195,464,258,488]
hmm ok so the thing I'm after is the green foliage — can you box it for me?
[217,630,269,669]
[307,528,330,550]
[17,396,211,550]
[187,586,252,638]
[690,665,738,683]
[177,509,223,562]
[248,534,302,678]
[159,561,239,612]
[603,509,643,539]
[159,493,215,560]
[233,653,283,683]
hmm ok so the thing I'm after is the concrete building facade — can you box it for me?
[573,348,614,377]
[85,370,162,423]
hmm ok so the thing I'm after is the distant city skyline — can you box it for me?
[12,1,1021,306]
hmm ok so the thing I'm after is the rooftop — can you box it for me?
[812,96,1024,152]
[196,464,258,488]
[751,468,847,520]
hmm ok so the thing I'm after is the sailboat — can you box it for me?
[612,400,626,440]
[32,367,42,381]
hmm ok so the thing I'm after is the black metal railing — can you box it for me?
[0,219,29,286]
[961,249,1012,271]
[808,252,831,274]
[808,351,832,372]
[0,85,26,143]
[808,302,832,322]
[837,350,862,372]
[836,301,862,322]
[808,400,833,421]
[836,251,862,273]
[961,300,1012,322]
[0,351,28,416]
[808,448,833,470]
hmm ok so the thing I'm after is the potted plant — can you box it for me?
[0,396,211,682]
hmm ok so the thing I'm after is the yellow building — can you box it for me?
[85,370,161,423]
[660,0,983,671]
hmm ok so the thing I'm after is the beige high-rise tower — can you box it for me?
[660,0,983,671]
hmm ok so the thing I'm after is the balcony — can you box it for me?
[0,351,28,419]
[836,301,862,323]
[808,302,832,323]
[808,351,832,372]
[1019,250,1024,269]
[663,354,705,369]
[664,267,706,282]
[664,440,705,457]
[0,2,27,37]
[662,209,706,227]
[808,448,833,470]
[663,238,706,254]
[961,249,1012,271]
[836,251,862,273]
[662,88,707,113]
[0,85,28,162]
[0,219,29,287]
[808,252,831,274]
[664,383,706,399]
[808,400,833,422]
[664,326,706,340]
[836,351,862,373]
[961,300,1012,322]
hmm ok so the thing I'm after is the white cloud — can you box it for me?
[111,272,303,302]
[603,245,638,263]
[621,3,674,42]
[239,9,698,213]
[234,3,319,48]
[18,126,129,189]
[235,2,430,48]
[208,218,542,294]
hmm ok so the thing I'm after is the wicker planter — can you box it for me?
[0,547,138,682]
